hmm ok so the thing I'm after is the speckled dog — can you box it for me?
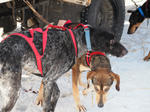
[0,24,127,112]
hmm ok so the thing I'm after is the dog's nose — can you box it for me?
[122,49,128,56]
[98,103,104,108]
[127,26,134,34]
[127,30,132,34]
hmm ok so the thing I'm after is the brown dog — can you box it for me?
[144,51,150,61]
[35,51,120,111]
[72,51,120,112]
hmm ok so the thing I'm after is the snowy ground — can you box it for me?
[1,0,150,112]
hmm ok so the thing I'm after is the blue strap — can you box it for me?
[138,7,145,17]
[84,27,92,51]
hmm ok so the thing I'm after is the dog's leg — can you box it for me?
[0,72,21,112]
[110,72,120,91]
[144,51,150,61]
[72,65,86,112]
[36,80,44,106]
[78,72,87,88]
[42,81,60,112]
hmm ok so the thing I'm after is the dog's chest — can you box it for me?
[22,53,40,74]
[79,64,91,72]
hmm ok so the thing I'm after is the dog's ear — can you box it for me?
[127,10,135,13]
[87,71,96,88]
[110,72,120,91]
[87,71,96,80]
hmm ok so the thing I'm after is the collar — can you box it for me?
[138,7,145,17]
[86,51,106,66]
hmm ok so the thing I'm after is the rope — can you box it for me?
[12,0,16,23]
[23,0,50,25]
[131,0,139,8]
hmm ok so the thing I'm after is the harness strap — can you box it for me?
[73,24,88,30]
[86,51,106,66]
[138,7,145,17]
[29,28,48,54]
[6,32,45,76]
[63,21,90,56]
[68,29,78,56]
[84,27,92,51]
[73,24,92,52]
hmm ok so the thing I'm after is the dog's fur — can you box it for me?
[0,25,127,112]
[71,52,120,111]
[127,1,150,34]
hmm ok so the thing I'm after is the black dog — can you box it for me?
[127,0,150,34]
[0,24,127,112]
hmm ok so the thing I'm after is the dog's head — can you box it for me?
[92,30,128,57]
[106,39,128,57]
[127,9,145,34]
[87,69,120,108]
[65,23,128,57]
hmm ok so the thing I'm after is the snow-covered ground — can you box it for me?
[125,0,145,6]
[1,0,150,112]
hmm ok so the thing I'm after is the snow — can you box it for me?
[1,0,150,112]
[125,0,146,6]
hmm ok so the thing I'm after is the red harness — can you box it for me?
[3,23,83,76]
[86,51,106,66]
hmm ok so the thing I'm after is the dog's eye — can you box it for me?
[95,87,99,92]
[92,78,97,84]
[104,87,110,92]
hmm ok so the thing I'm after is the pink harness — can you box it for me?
[3,24,80,76]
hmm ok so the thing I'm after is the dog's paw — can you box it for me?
[35,95,44,106]
[144,56,150,61]
[116,85,120,91]
[82,89,88,96]
[77,104,87,112]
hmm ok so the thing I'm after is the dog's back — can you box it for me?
[89,54,111,70]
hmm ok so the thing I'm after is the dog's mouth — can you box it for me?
[98,102,104,108]
[97,94,105,108]
[95,88,109,108]
[109,49,128,57]
[119,49,128,57]
[127,22,141,34]
[128,26,138,34]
